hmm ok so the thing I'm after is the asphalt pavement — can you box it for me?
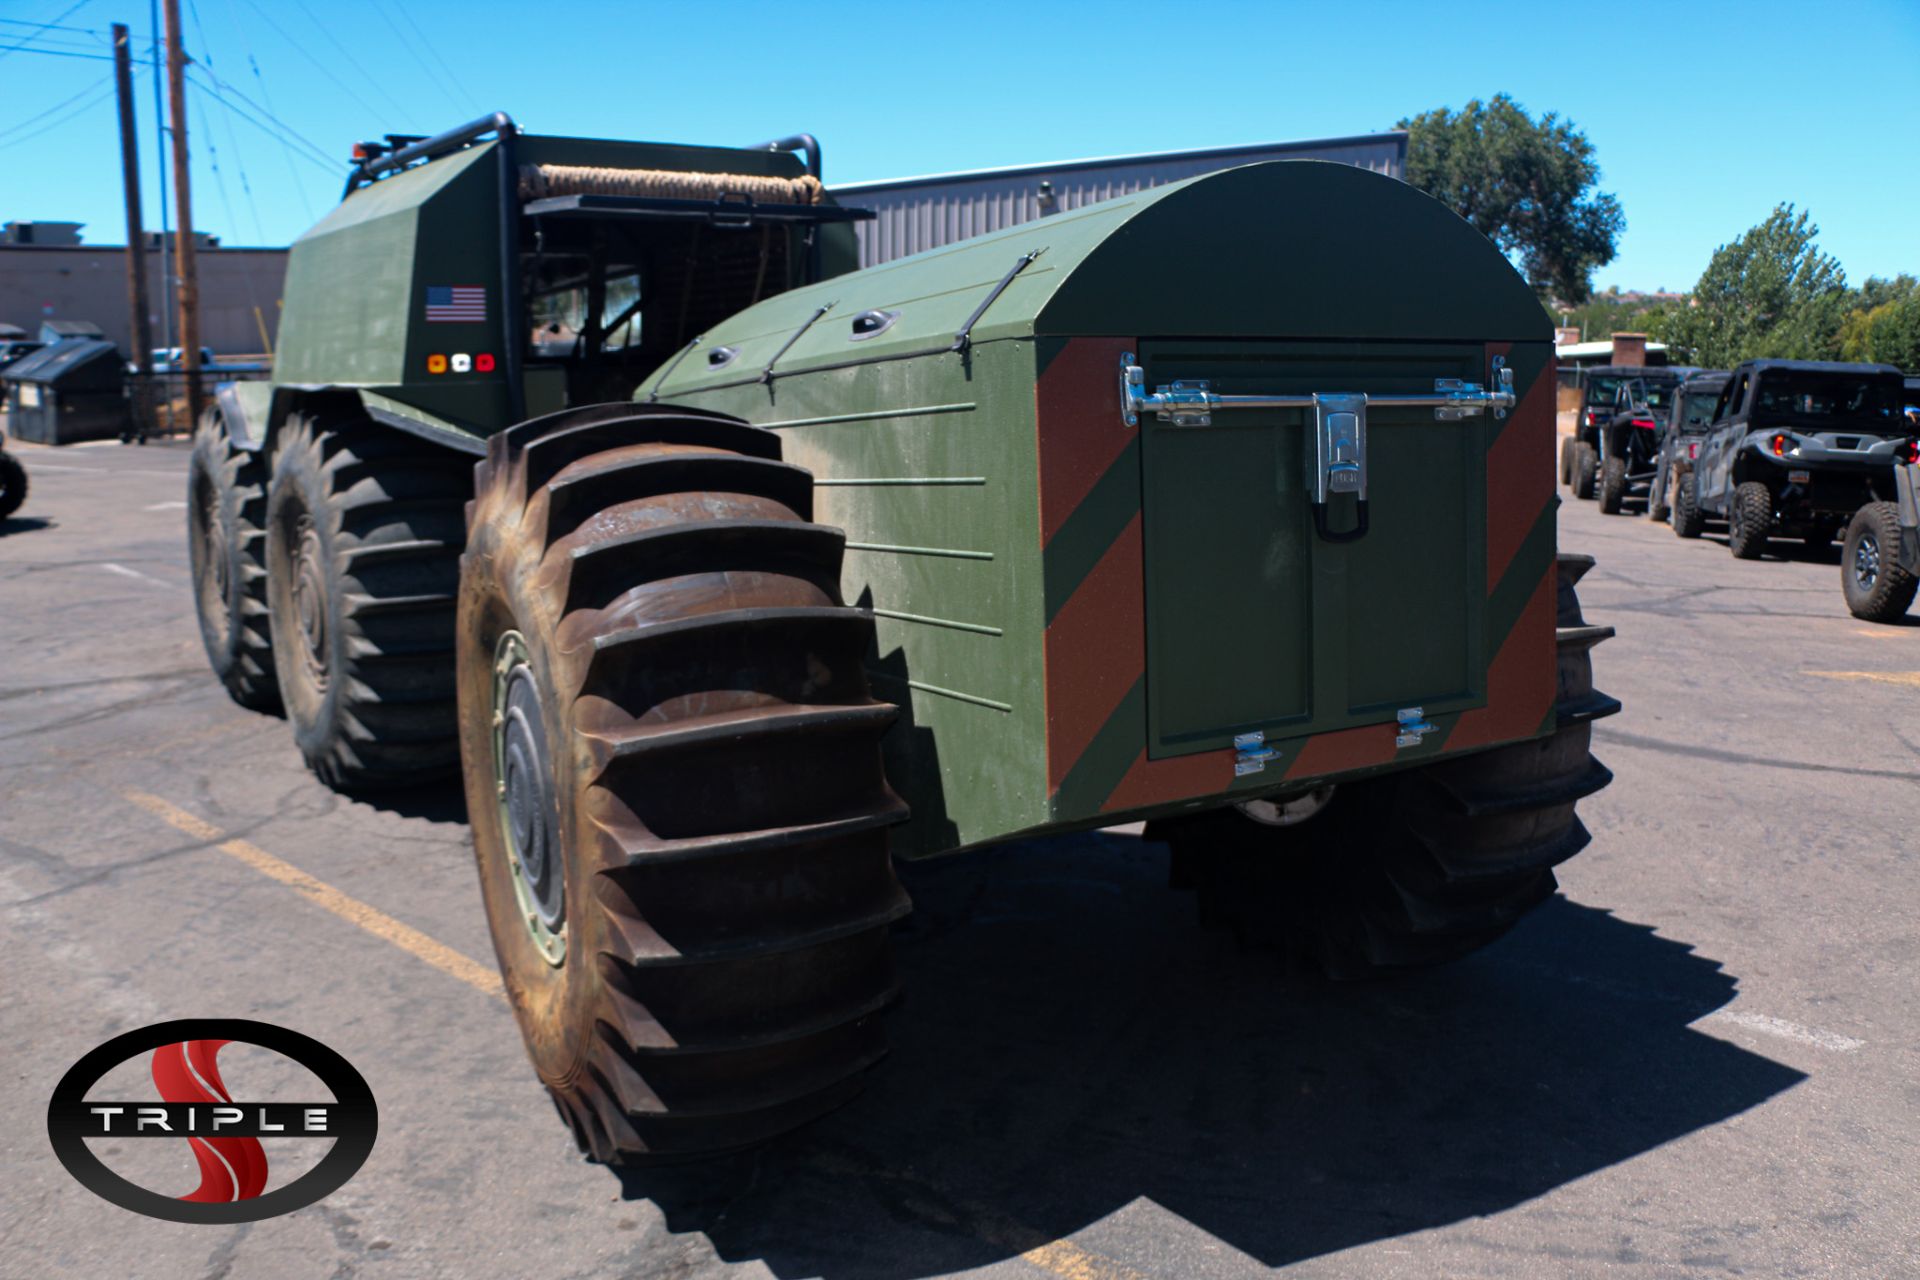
[1,434,1915,1279]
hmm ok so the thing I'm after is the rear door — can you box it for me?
[1137,339,1493,759]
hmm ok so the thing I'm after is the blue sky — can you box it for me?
[4,0,1916,294]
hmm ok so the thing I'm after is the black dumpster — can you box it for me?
[2,338,129,444]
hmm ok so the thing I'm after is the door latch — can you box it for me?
[1311,393,1368,543]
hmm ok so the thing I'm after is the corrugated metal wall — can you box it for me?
[832,133,1407,269]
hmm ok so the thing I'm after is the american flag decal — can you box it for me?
[424,285,486,323]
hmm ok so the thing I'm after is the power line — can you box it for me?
[0,16,109,35]
[0,43,115,62]
[216,0,313,221]
[187,71,337,173]
[283,0,408,119]
[0,73,121,153]
[0,0,98,62]
[237,0,387,123]
[0,69,115,143]
[182,0,270,244]
[367,0,476,118]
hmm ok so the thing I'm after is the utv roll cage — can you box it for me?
[337,112,872,421]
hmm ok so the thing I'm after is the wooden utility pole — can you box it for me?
[112,23,155,441]
[160,0,204,428]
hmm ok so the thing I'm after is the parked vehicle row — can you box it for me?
[1568,359,1920,623]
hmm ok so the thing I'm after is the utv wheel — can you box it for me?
[1841,502,1918,622]
[458,403,909,1162]
[1597,456,1627,514]
[1572,443,1598,500]
[1648,466,1671,523]
[1728,481,1773,560]
[187,412,279,711]
[1154,552,1617,978]
[264,410,467,789]
[0,450,27,521]
[1672,473,1706,538]
[1558,437,1575,486]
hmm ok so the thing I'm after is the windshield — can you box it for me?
[1751,374,1901,429]
[1585,376,1626,405]
[1637,383,1676,411]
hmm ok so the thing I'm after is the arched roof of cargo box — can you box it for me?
[643,161,1547,399]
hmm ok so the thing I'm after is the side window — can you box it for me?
[1714,374,1747,424]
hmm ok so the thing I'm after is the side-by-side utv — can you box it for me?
[186,114,1618,1163]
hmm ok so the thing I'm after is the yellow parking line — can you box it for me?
[1019,1240,1149,1280]
[124,790,505,1001]
[1805,670,1920,688]
[120,797,1138,1279]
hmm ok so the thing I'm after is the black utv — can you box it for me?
[1657,370,1731,532]
[1596,372,1694,514]
[1692,360,1912,559]
[1563,365,1688,499]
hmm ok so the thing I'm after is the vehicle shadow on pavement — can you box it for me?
[1702,534,1844,565]
[617,830,1804,1277]
[0,515,54,537]
[344,778,469,824]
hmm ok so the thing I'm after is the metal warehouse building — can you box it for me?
[831,132,1408,269]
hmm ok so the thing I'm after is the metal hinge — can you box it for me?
[1233,730,1279,776]
[1395,706,1437,749]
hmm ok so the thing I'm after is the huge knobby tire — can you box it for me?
[188,412,279,711]
[1728,480,1774,560]
[456,403,910,1162]
[1558,437,1575,486]
[1572,443,1598,500]
[1672,472,1707,538]
[1597,456,1627,514]
[0,449,26,521]
[1153,552,1618,978]
[264,411,467,788]
[1841,502,1919,623]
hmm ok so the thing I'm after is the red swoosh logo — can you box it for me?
[150,1040,269,1202]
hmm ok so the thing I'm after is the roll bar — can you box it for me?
[749,133,822,183]
[344,111,519,197]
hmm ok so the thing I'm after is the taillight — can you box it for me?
[1770,433,1791,457]
[1688,443,1700,459]
[1902,439,1920,465]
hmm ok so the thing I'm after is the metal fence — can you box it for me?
[131,363,271,439]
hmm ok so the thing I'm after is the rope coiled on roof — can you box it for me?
[518,163,821,205]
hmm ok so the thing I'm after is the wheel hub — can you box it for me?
[290,515,330,690]
[1854,532,1881,591]
[492,630,565,966]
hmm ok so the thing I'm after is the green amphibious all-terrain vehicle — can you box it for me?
[186,114,1618,1161]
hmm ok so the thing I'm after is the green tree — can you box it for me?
[1838,276,1920,370]
[1398,94,1624,304]
[1664,205,1850,367]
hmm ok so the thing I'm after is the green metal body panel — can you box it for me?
[645,161,1556,859]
